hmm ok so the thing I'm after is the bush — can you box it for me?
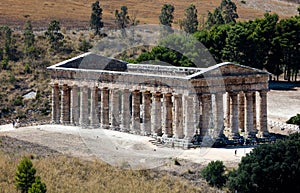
[286,114,300,125]
[201,160,227,188]
[227,133,300,193]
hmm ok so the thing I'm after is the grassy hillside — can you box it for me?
[0,0,298,29]
[0,135,218,193]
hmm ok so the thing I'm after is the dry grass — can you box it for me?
[0,0,298,29]
[0,136,219,193]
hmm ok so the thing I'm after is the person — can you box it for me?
[235,149,237,156]
[12,119,15,128]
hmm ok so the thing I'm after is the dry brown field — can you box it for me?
[0,0,298,29]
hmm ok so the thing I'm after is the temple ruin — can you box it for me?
[47,52,270,147]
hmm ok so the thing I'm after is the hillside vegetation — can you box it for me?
[0,0,298,29]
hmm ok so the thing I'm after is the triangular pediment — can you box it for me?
[187,62,270,79]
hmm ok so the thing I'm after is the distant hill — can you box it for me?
[0,0,298,30]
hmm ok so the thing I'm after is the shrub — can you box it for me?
[286,114,300,125]
[201,160,227,188]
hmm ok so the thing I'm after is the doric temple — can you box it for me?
[47,52,270,147]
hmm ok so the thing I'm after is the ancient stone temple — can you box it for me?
[47,52,270,147]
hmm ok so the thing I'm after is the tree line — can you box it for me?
[0,0,299,81]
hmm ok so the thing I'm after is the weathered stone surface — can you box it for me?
[48,53,270,146]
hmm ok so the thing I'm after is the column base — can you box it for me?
[257,131,269,138]
[90,124,100,129]
[101,124,110,129]
[120,125,130,132]
[162,133,173,138]
[229,132,240,139]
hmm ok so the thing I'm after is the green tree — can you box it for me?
[273,16,300,82]
[45,20,64,49]
[15,157,36,193]
[201,160,227,188]
[205,0,238,29]
[182,4,198,34]
[90,1,103,35]
[227,133,300,193]
[23,20,35,55]
[0,25,12,61]
[220,0,239,23]
[28,176,47,193]
[159,4,175,27]
[115,6,130,37]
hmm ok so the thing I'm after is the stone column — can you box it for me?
[184,95,194,140]
[110,88,120,130]
[79,86,89,126]
[215,93,224,136]
[131,90,140,134]
[60,84,70,124]
[200,94,211,137]
[252,92,257,133]
[193,95,200,132]
[229,92,239,138]
[258,90,269,137]
[70,85,79,125]
[51,83,60,123]
[225,92,231,129]
[101,87,109,129]
[163,93,173,138]
[120,89,130,132]
[90,87,99,128]
[245,91,254,137]
[141,91,151,135]
[173,94,184,139]
[151,92,162,136]
[238,92,245,132]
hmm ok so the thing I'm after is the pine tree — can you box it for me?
[45,20,64,49]
[220,0,239,23]
[15,157,36,193]
[23,20,35,56]
[182,4,198,34]
[28,176,47,193]
[115,5,130,37]
[90,1,104,35]
[159,4,175,27]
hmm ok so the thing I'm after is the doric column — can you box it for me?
[141,91,151,135]
[110,88,120,129]
[193,95,200,131]
[151,92,162,136]
[70,85,79,125]
[245,91,254,137]
[163,93,173,138]
[101,87,109,129]
[252,92,257,132]
[60,84,70,124]
[90,87,99,128]
[79,86,89,126]
[51,83,60,123]
[131,90,140,134]
[258,91,269,137]
[225,92,231,128]
[215,93,224,136]
[238,92,245,132]
[120,89,130,132]
[200,94,211,137]
[173,94,184,139]
[184,95,194,140]
[229,92,239,138]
